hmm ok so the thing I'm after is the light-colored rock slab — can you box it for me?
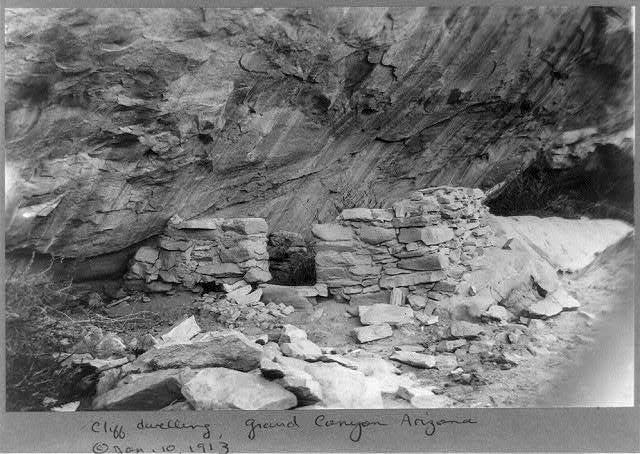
[359,304,414,326]
[280,338,322,361]
[160,315,201,344]
[390,351,437,368]
[182,368,297,410]
[352,324,393,343]
[527,299,563,319]
[303,362,384,408]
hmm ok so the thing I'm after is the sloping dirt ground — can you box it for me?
[5,216,634,410]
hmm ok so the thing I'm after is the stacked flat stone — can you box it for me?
[125,215,272,291]
[312,186,495,301]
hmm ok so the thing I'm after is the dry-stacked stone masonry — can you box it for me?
[125,215,272,292]
[312,186,496,304]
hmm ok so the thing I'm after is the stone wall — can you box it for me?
[125,216,272,292]
[312,186,495,303]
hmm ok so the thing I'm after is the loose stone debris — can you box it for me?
[33,185,626,411]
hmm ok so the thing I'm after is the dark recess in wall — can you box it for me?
[486,145,634,223]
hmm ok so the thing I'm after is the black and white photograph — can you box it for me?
[3,6,635,414]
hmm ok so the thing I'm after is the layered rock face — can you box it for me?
[125,216,271,291]
[5,7,633,259]
[313,186,495,301]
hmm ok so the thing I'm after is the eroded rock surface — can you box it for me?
[5,7,633,260]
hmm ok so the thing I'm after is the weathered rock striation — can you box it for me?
[5,7,633,260]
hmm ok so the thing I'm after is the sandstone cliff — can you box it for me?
[5,7,633,258]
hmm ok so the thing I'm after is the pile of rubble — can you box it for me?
[194,281,296,330]
[44,185,596,411]
[59,318,454,410]
[51,260,581,411]
[313,186,496,306]
[125,216,272,292]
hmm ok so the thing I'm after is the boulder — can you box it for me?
[280,338,322,361]
[182,368,297,410]
[279,324,308,343]
[303,362,384,408]
[347,356,413,395]
[358,304,414,326]
[92,369,192,410]
[352,324,393,343]
[160,315,201,344]
[527,299,563,319]
[390,351,437,368]
[137,331,263,371]
[275,368,324,405]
